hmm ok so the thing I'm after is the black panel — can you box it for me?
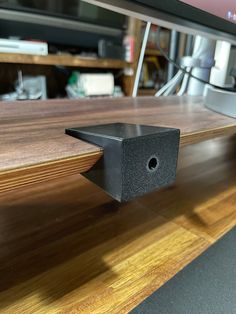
[0,20,122,48]
[131,0,236,38]
[132,227,236,314]
[0,0,126,29]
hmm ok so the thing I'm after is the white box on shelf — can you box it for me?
[0,38,48,55]
[80,73,114,96]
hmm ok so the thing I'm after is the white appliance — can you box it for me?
[0,38,48,55]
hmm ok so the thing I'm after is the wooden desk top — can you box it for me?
[0,136,235,313]
[1,96,236,193]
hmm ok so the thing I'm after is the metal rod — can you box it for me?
[185,34,194,55]
[167,30,179,81]
[187,35,216,95]
[132,21,151,97]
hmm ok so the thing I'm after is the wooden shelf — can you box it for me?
[1,95,236,193]
[145,48,162,56]
[138,88,156,96]
[0,52,131,69]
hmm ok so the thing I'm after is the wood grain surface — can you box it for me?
[1,96,236,193]
[0,53,131,69]
[0,135,235,313]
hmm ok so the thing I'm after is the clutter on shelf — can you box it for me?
[0,71,47,101]
[66,71,124,98]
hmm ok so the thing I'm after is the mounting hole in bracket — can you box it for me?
[147,156,159,172]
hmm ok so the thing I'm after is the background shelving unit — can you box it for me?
[137,23,170,96]
[0,53,131,69]
[0,53,135,97]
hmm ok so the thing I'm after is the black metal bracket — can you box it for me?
[66,123,180,202]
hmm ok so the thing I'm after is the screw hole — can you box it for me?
[147,156,159,172]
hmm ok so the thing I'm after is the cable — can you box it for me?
[133,21,151,97]
[177,66,191,96]
[164,70,184,96]
[156,27,234,91]
[156,70,184,96]
[155,70,183,96]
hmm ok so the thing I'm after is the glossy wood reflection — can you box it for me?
[0,135,235,313]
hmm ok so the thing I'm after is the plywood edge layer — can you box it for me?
[1,123,236,194]
[0,151,103,194]
[180,124,236,146]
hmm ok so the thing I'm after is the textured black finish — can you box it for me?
[66,123,180,202]
[131,227,236,314]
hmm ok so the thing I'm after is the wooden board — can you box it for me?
[1,95,236,193]
[0,136,235,313]
[0,52,131,69]
[138,88,156,96]
[145,48,162,56]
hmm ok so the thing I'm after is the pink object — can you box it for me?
[180,0,236,23]
[123,35,135,62]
